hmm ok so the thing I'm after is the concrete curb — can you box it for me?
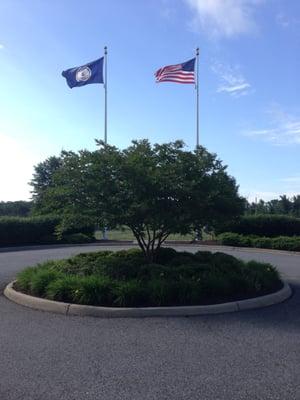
[4,281,292,318]
[4,282,70,315]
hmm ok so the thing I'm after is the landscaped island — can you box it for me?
[15,248,282,307]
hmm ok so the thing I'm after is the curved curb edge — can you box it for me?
[4,280,292,318]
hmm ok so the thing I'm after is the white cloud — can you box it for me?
[244,106,300,145]
[211,62,251,97]
[0,44,4,50]
[185,0,263,38]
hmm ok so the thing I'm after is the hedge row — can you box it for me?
[219,232,300,251]
[217,215,300,237]
[0,216,95,246]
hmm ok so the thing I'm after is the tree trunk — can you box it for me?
[130,227,170,263]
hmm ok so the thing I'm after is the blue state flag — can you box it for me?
[62,57,104,88]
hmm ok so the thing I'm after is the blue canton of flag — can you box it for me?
[62,57,104,88]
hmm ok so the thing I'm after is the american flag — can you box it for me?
[155,58,196,84]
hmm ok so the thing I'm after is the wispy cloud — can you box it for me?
[276,12,300,29]
[244,106,300,145]
[211,62,251,97]
[160,0,176,20]
[281,176,300,184]
[276,13,290,28]
[0,44,4,50]
[184,0,263,38]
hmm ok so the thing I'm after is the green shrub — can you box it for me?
[173,279,203,305]
[0,216,60,246]
[218,232,251,247]
[16,267,39,293]
[0,215,95,246]
[147,279,178,306]
[111,249,145,265]
[147,277,203,306]
[201,271,234,299]
[72,275,115,305]
[30,269,62,296]
[212,252,243,270]
[95,249,145,280]
[251,236,273,249]
[219,233,300,252]
[113,280,148,307]
[154,247,178,264]
[138,263,171,280]
[61,233,93,244]
[167,252,197,267]
[46,276,81,302]
[194,251,213,263]
[16,248,282,307]
[243,261,280,292]
[218,215,300,237]
[271,236,300,251]
[62,260,97,276]
[62,221,95,237]
[52,250,144,278]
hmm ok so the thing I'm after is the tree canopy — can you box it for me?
[31,140,244,261]
[30,155,62,213]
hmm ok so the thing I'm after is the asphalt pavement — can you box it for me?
[0,244,299,400]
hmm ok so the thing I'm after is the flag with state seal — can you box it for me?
[62,57,104,88]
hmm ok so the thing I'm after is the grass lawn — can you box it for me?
[95,227,214,241]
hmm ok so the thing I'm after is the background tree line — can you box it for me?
[245,195,300,217]
[0,201,32,217]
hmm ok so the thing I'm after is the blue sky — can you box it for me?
[0,0,299,202]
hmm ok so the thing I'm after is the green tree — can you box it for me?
[267,199,281,214]
[279,195,292,214]
[292,195,300,217]
[32,140,244,261]
[30,155,62,213]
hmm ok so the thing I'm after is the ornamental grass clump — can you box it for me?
[29,269,63,297]
[46,276,81,303]
[113,280,149,307]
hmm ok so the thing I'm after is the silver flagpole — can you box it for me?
[196,47,199,148]
[104,46,108,144]
[195,48,200,242]
[103,46,108,240]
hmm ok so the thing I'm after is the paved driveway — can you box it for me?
[0,245,299,400]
